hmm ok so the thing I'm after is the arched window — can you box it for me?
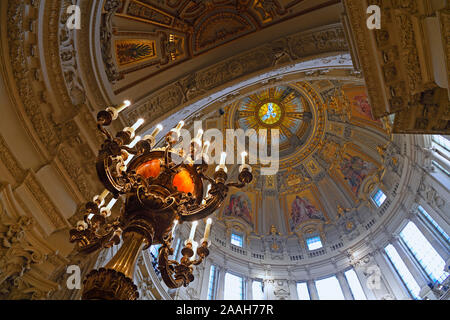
[417,205,450,244]
[399,221,449,284]
[431,135,450,177]
[224,272,244,300]
[371,188,387,207]
[344,269,367,300]
[231,232,244,247]
[296,282,310,300]
[252,280,264,300]
[384,244,421,299]
[315,276,345,300]
[306,236,323,251]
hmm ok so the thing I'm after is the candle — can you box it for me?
[93,189,109,207]
[106,198,118,211]
[175,120,185,133]
[131,118,145,131]
[124,154,134,167]
[99,189,109,201]
[116,100,131,113]
[123,135,141,166]
[190,241,198,261]
[201,185,210,205]
[220,152,227,165]
[87,213,95,220]
[171,219,178,238]
[241,151,247,164]
[195,129,203,140]
[151,124,163,137]
[216,152,227,172]
[203,218,212,241]
[128,135,141,148]
[188,221,198,243]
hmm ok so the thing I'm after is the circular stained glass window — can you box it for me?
[258,102,282,125]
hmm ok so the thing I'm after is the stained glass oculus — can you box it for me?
[259,102,282,125]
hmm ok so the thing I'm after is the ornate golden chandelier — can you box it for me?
[69,101,253,300]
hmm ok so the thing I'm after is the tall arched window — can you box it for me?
[399,221,449,284]
[417,205,450,244]
[384,244,421,299]
[315,276,345,300]
[252,280,264,300]
[224,272,244,300]
[344,269,367,300]
[431,135,450,177]
[296,282,310,300]
[207,265,217,300]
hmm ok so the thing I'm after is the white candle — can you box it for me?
[116,100,131,113]
[151,124,163,137]
[241,151,247,164]
[175,120,185,132]
[220,152,227,165]
[171,219,178,238]
[106,198,118,211]
[216,152,228,172]
[195,129,204,140]
[131,118,145,131]
[128,135,141,147]
[124,154,134,167]
[188,221,198,243]
[190,241,198,261]
[99,189,109,201]
[203,218,212,241]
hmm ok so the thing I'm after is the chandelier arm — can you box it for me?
[97,123,113,140]
[178,192,225,222]
[225,182,246,189]
[121,145,138,155]
[199,173,215,186]
[157,246,185,289]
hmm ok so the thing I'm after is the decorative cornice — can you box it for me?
[0,134,26,183]
[22,171,69,230]
[123,24,349,127]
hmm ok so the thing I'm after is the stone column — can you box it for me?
[199,259,212,300]
[263,279,270,300]
[216,267,227,300]
[245,277,253,300]
[336,271,354,300]
[373,249,410,299]
[352,264,377,300]
[306,280,319,300]
[288,280,298,300]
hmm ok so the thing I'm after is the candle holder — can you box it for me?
[68,107,253,300]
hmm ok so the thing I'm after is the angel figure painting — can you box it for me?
[224,192,253,226]
[344,86,382,126]
[340,155,376,196]
[289,195,325,231]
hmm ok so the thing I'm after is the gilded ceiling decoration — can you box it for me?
[224,82,325,170]
[220,80,390,236]
[115,39,157,66]
[101,0,342,89]
[232,86,311,148]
